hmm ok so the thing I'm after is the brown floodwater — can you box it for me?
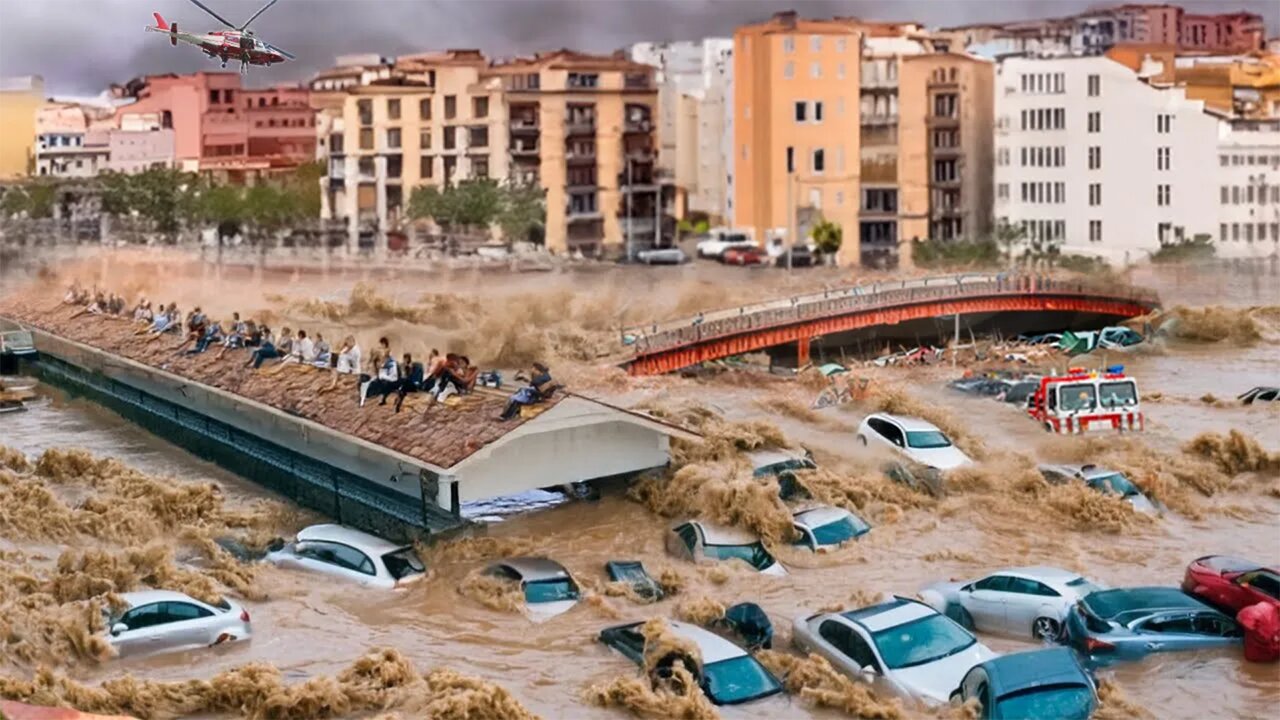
[1,254,1278,719]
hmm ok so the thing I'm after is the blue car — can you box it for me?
[1064,586,1242,666]
[953,647,1097,720]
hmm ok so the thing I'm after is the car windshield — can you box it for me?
[906,430,952,449]
[1099,381,1138,408]
[524,578,579,604]
[704,542,776,572]
[1059,384,1097,412]
[754,458,816,477]
[871,614,976,670]
[381,548,426,580]
[996,684,1095,720]
[702,655,783,705]
[1088,473,1140,498]
[1066,576,1104,596]
[806,515,870,546]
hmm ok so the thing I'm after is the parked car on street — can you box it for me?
[921,566,1106,641]
[483,557,581,620]
[1182,555,1279,613]
[792,506,871,550]
[1037,464,1160,515]
[667,520,786,576]
[773,245,816,267]
[793,596,997,706]
[856,413,973,471]
[599,619,784,705]
[695,231,754,259]
[264,524,426,589]
[636,247,687,265]
[105,590,251,658]
[722,246,767,266]
[1064,586,1242,665]
[953,647,1097,720]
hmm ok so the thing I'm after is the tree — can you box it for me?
[993,218,1026,266]
[0,183,55,219]
[497,178,545,244]
[811,219,843,257]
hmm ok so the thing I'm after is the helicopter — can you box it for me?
[145,0,295,74]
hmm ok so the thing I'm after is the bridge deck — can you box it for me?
[621,274,1160,375]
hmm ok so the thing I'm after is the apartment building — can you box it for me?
[0,76,43,179]
[34,103,112,178]
[1108,46,1280,120]
[1216,121,1280,255]
[733,11,862,264]
[485,50,666,256]
[995,54,1260,262]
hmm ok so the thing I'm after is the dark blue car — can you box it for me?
[1064,586,1241,666]
[953,647,1097,720]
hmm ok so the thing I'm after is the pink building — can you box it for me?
[115,72,314,180]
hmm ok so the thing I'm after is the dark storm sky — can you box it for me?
[2,0,1276,95]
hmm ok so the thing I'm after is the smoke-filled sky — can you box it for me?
[2,0,1276,95]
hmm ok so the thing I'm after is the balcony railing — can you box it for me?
[510,143,539,157]
[624,118,653,133]
[620,217,656,236]
[510,118,540,133]
[861,114,897,127]
[565,119,596,136]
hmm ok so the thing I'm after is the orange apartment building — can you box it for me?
[1106,44,1280,120]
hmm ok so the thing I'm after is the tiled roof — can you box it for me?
[1,300,560,471]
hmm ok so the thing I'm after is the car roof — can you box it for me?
[1198,555,1276,574]
[840,597,937,633]
[793,506,853,528]
[1082,587,1210,619]
[868,413,941,432]
[981,648,1089,697]
[492,556,571,581]
[666,620,748,665]
[118,590,204,608]
[991,566,1084,583]
[684,520,761,546]
[747,448,807,469]
[297,523,405,555]
[1038,464,1119,479]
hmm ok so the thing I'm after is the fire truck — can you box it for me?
[1027,366,1143,434]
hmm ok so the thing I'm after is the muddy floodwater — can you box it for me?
[1,255,1278,719]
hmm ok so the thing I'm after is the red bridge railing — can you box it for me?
[621,273,1160,356]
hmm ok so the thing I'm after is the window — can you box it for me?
[1246,224,1254,242]
[471,156,489,180]
[863,188,898,212]
[1087,74,1100,96]
[1088,146,1101,170]
[419,98,432,120]
[164,602,213,622]
[1157,184,1171,206]
[675,524,698,552]
[420,155,433,178]
[1089,183,1101,206]
[1156,114,1172,133]
[386,154,402,178]
[1007,578,1060,596]
[444,95,457,120]
[387,98,400,120]
[359,128,373,150]
[300,541,375,575]
[786,146,795,173]
[120,604,165,630]
[783,36,795,53]
[795,101,807,122]
[836,191,844,206]
[443,126,456,150]
[974,575,1013,592]
[468,126,488,148]
[419,129,431,150]
[1220,186,1229,204]
[811,62,822,79]
[784,62,795,79]
[567,73,599,88]
[1220,223,1228,242]
[1087,111,1101,133]
[1157,147,1170,170]
[358,157,375,177]
[997,183,1009,200]
[1232,186,1241,204]
[814,101,824,122]
[1090,219,1102,242]
[386,128,401,149]
[837,63,846,79]
[810,34,822,51]
[812,148,825,173]
[836,37,847,52]
[472,96,489,118]
[1233,223,1240,241]
[357,99,373,125]
[1220,154,1228,166]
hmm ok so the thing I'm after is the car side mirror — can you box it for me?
[111,622,127,636]
[860,665,878,678]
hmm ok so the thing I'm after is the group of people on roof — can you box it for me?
[61,283,558,421]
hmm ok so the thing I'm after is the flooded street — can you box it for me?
[1,256,1278,719]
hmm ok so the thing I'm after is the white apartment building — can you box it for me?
[1216,120,1280,255]
[996,55,1227,263]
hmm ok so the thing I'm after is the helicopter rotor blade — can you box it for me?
[264,41,295,60]
[186,0,238,30]
[238,0,279,31]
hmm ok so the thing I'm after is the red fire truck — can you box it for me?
[1027,366,1143,434]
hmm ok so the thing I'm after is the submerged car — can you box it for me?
[636,247,687,265]
[856,413,973,471]
[1037,464,1159,515]
[1238,386,1278,405]
[922,567,1106,641]
[265,524,426,589]
[953,647,1097,720]
[1064,587,1242,665]
[793,596,997,706]
[792,506,871,550]
[667,520,786,576]
[599,619,784,705]
[483,557,581,620]
[105,590,251,658]
[749,448,816,499]
[1182,555,1279,613]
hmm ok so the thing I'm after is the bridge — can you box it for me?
[621,274,1161,376]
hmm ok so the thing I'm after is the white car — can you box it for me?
[483,557,581,621]
[105,590,251,658]
[667,520,787,576]
[636,247,687,265]
[792,506,871,550]
[793,597,997,706]
[920,566,1107,641]
[696,231,755,259]
[265,524,426,589]
[856,413,973,471]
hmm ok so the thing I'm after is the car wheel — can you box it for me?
[213,633,235,645]
[1033,616,1060,642]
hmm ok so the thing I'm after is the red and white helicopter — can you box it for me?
[146,0,295,73]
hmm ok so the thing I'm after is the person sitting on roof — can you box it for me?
[213,313,247,359]
[137,302,174,336]
[63,282,85,305]
[311,333,332,367]
[70,291,104,319]
[172,307,209,352]
[392,353,426,413]
[498,362,557,421]
[432,355,480,404]
[106,293,125,316]
[419,348,445,393]
[360,349,399,407]
[274,327,294,361]
[246,326,280,369]
[266,328,315,374]
[370,352,416,406]
[320,335,361,394]
[131,298,151,323]
[187,320,225,355]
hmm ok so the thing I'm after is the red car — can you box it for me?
[1182,555,1280,613]
[721,246,766,265]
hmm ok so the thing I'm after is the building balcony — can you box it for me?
[931,177,962,188]
[861,79,898,92]
[927,115,960,127]
[624,118,653,134]
[565,120,597,136]
[931,145,963,157]
[619,217,656,236]
[860,207,897,219]
[568,209,603,221]
[510,118,540,134]
[861,114,897,127]
[624,147,656,163]
[566,151,596,164]
[510,144,539,158]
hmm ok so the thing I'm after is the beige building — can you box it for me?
[733,12,863,265]
[0,76,44,179]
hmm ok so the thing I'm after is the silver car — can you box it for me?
[921,566,1106,641]
[484,557,581,621]
[265,524,426,589]
[792,506,871,550]
[667,520,787,576]
[793,596,997,706]
[1038,464,1160,515]
[105,590,251,658]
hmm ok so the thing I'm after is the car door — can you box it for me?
[963,575,1011,631]
[1189,612,1243,649]
[111,603,165,656]
[295,540,376,586]
[1005,577,1062,636]
[864,418,899,452]
[1130,612,1199,655]
[813,619,862,677]
[161,601,217,648]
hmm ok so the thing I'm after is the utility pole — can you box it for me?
[625,156,633,262]
[786,168,795,272]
